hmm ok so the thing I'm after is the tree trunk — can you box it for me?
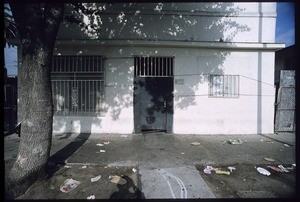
[6,4,64,198]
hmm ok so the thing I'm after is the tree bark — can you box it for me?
[6,4,64,198]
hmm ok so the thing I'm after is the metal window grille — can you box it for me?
[51,55,105,116]
[209,74,239,98]
[134,56,174,77]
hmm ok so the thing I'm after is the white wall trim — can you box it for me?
[55,39,285,51]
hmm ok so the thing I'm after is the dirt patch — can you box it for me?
[10,164,143,199]
[195,164,296,198]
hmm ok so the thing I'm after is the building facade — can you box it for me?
[17,3,284,134]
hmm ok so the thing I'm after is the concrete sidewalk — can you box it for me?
[53,132,295,198]
[4,132,296,199]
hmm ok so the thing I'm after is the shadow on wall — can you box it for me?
[52,2,250,130]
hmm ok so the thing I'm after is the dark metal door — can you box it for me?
[134,77,173,133]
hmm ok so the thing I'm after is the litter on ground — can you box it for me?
[91,175,102,182]
[60,179,81,193]
[80,165,87,169]
[215,170,230,175]
[278,165,289,172]
[132,168,137,173]
[228,139,243,145]
[121,135,128,138]
[283,144,290,147]
[96,143,104,147]
[181,152,185,155]
[267,166,284,173]
[96,150,106,153]
[228,166,236,172]
[266,140,273,144]
[103,141,110,145]
[109,175,127,185]
[256,167,271,176]
[264,157,275,162]
[191,142,201,146]
[87,195,95,199]
[64,165,71,168]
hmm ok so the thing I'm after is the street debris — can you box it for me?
[96,150,106,153]
[132,168,137,173]
[96,143,104,147]
[60,179,81,193]
[91,175,102,182]
[103,141,110,145]
[228,166,236,172]
[266,140,273,144]
[228,139,243,145]
[256,167,271,176]
[215,170,230,175]
[264,157,275,162]
[121,135,128,138]
[87,195,95,199]
[81,165,87,169]
[267,166,284,173]
[109,175,127,185]
[283,144,290,147]
[64,165,72,168]
[203,166,220,174]
[191,142,201,146]
[292,164,296,167]
[181,152,185,155]
[278,165,289,172]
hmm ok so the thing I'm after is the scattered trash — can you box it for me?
[256,167,271,176]
[260,139,264,142]
[132,168,137,173]
[191,142,201,146]
[215,170,230,175]
[264,157,275,162]
[103,141,110,145]
[60,179,81,193]
[91,175,102,182]
[121,135,128,138]
[266,140,273,144]
[228,166,236,172]
[181,152,185,155]
[87,195,95,199]
[96,143,104,147]
[283,144,290,147]
[228,139,243,145]
[96,150,106,153]
[64,165,71,168]
[109,175,127,185]
[203,166,214,174]
[81,165,87,169]
[292,164,296,167]
[278,165,289,172]
[267,166,284,173]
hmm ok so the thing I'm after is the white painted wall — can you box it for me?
[52,44,277,134]
[17,2,280,134]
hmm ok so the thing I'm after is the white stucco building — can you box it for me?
[18,2,285,134]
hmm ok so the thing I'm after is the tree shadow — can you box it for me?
[110,175,145,199]
[47,132,91,176]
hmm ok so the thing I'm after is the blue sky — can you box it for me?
[4,2,296,76]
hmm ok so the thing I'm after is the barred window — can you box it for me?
[134,56,174,77]
[51,55,105,115]
[209,75,239,98]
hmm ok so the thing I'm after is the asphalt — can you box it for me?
[4,131,296,199]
